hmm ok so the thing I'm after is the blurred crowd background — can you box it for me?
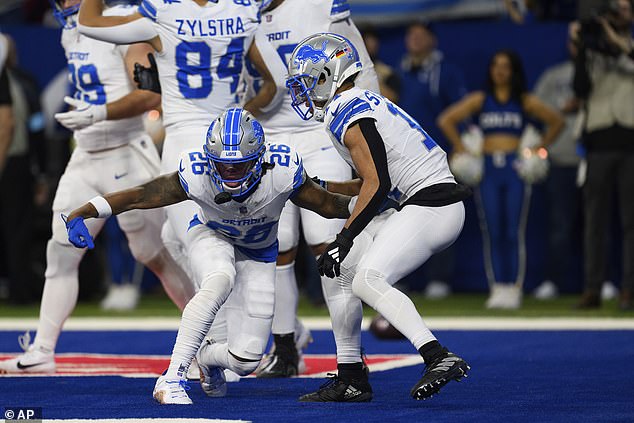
[0,0,632,311]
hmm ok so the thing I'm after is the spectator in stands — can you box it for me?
[571,0,634,310]
[0,34,14,173]
[398,21,468,298]
[0,34,42,304]
[532,38,582,300]
[438,49,563,309]
[361,28,401,103]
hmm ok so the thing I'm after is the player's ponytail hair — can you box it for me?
[485,49,527,104]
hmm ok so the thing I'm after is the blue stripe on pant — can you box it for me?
[476,152,531,285]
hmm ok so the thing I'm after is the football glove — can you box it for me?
[64,215,94,249]
[134,53,161,94]
[54,96,107,131]
[317,228,354,278]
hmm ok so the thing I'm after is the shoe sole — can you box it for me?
[299,392,373,403]
[153,390,192,405]
[411,362,471,400]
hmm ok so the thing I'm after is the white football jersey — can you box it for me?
[324,87,455,203]
[138,0,259,130]
[61,5,145,151]
[244,0,361,135]
[177,143,306,261]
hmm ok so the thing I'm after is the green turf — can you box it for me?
[0,292,630,318]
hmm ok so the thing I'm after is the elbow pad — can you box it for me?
[78,18,157,44]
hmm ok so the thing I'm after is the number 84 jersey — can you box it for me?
[137,0,259,130]
[177,143,306,262]
[324,87,456,204]
[61,5,145,151]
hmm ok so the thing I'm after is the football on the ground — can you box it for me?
[369,314,405,339]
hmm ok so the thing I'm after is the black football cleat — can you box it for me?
[255,350,298,378]
[410,351,470,400]
[299,373,373,402]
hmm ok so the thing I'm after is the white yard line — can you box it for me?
[0,316,634,331]
[42,420,248,423]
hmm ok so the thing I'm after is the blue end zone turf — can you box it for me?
[1,330,634,422]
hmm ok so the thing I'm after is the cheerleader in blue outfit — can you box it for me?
[438,50,564,308]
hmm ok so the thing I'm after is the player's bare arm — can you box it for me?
[243,40,283,117]
[67,172,187,222]
[291,175,352,219]
[317,178,363,196]
[437,91,485,154]
[78,0,162,51]
[522,94,564,148]
[106,43,161,119]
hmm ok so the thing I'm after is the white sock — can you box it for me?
[33,241,83,352]
[352,268,436,350]
[322,270,363,364]
[166,273,232,379]
[271,262,298,335]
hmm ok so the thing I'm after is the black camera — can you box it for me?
[578,1,623,56]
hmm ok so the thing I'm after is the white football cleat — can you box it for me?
[153,375,193,405]
[534,280,558,300]
[0,333,55,374]
[196,344,227,397]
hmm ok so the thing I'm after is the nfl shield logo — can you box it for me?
[266,15,272,22]
[239,206,248,214]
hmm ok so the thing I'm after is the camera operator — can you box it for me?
[571,0,634,310]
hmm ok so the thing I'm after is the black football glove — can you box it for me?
[133,53,161,94]
[317,228,354,278]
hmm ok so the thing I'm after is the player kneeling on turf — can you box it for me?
[64,108,353,404]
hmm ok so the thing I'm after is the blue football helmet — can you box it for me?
[204,108,266,199]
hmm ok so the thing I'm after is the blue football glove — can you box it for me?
[64,215,94,249]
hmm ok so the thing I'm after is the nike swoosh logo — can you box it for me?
[114,173,128,180]
[330,104,341,117]
[293,153,301,166]
[320,146,334,151]
[16,361,46,370]
[179,160,185,173]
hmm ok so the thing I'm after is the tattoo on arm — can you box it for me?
[291,177,351,219]
[128,172,187,210]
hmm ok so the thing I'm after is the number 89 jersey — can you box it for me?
[61,5,145,152]
[177,143,306,262]
[324,87,456,204]
[137,0,259,130]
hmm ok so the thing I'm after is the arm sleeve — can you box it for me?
[0,66,12,106]
[329,18,380,93]
[78,16,157,45]
[345,118,391,238]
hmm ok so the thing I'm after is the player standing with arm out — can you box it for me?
[286,33,472,402]
[77,0,287,285]
[65,108,353,404]
[243,0,379,378]
[0,0,197,375]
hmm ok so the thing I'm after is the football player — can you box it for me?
[76,0,287,287]
[64,108,354,404]
[0,0,195,375]
[286,33,471,402]
[245,0,379,378]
